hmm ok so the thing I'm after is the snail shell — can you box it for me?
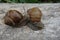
[4,10,23,26]
[27,7,42,22]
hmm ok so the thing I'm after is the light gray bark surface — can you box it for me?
[0,3,60,40]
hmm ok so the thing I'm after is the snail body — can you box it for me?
[4,10,23,26]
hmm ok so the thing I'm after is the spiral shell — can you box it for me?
[4,10,23,26]
[27,7,42,22]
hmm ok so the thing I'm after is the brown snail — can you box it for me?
[4,10,23,26]
[27,7,42,22]
[27,7,44,30]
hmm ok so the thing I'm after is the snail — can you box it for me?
[27,7,44,30]
[4,10,23,26]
